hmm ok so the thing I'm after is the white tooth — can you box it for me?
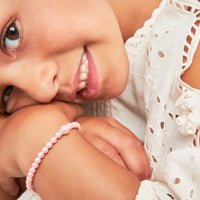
[82,59,88,67]
[80,64,88,73]
[82,53,87,63]
[79,73,88,81]
[79,81,86,90]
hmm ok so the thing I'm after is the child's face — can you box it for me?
[0,0,129,113]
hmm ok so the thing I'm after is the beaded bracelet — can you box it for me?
[26,122,81,194]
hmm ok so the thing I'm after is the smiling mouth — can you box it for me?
[78,52,88,91]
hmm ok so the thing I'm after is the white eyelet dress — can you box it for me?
[124,0,200,199]
[18,0,200,199]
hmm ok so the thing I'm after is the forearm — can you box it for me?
[8,104,140,200]
[33,132,140,200]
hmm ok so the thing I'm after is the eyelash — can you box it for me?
[1,18,23,56]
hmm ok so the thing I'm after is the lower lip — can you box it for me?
[77,49,99,98]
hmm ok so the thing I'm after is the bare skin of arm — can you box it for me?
[0,102,140,200]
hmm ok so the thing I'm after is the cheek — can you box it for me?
[101,54,129,99]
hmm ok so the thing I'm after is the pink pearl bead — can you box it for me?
[46,142,53,148]
[26,122,81,194]
[26,177,32,184]
[32,163,38,168]
[55,132,62,139]
[68,124,73,129]
[26,182,31,187]
[51,137,57,144]
[38,152,44,159]
[35,157,41,164]
[28,172,34,178]
[30,167,36,173]
[60,125,69,133]
[42,147,48,153]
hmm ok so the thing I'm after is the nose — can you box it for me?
[14,60,59,103]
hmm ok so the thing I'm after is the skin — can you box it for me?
[0,1,159,198]
[1,0,200,199]
[0,0,129,114]
[0,0,161,114]
[0,186,19,200]
[0,102,141,200]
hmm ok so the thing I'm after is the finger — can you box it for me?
[96,125,151,180]
[106,119,151,178]
[85,135,127,169]
[0,177,19,196]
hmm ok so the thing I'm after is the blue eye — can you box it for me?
[1,20,22,55]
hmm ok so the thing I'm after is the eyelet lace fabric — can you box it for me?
[126,0,200,199]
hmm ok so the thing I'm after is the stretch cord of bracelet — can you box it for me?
[26,122,81,194]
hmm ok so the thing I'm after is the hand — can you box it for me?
[0,101,83,196]
[76,116,151,180]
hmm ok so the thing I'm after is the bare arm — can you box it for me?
[0,102,140,200]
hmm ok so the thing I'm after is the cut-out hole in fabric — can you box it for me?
[184,45,189,53]
[152,155,158,163]
[169,113,174,119]
[196,12,200,18]
[186,35,192,44]
[191,26,196,35]
[158,50,165,58]
[193,139,197,147]
[150,127,154,134]
[154,33,159,38]
[183,55,187,63]
[182,65,186,70]
[157,96,161,103]
[167,193,175,199]
[175,2,181,9]
[160,121,165,129]
[195,19,200,26]
[186,6,192,12]
[174,177,181,184]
